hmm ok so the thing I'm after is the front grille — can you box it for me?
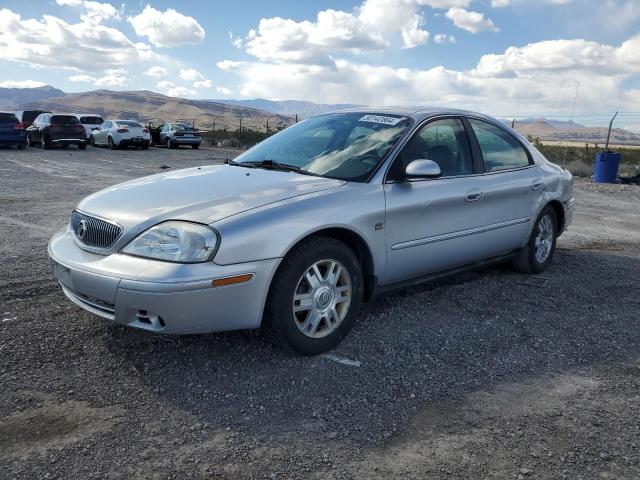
[70,211,122,249]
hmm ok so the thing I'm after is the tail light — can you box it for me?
[117,128,129,133]
[15,122,25,130]
[143,128,149,133]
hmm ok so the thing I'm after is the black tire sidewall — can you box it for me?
[526,206,557,273]
[268,237,364,355]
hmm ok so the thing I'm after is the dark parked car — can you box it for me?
[14,109,51,129]
[26,113,87,149]
[0,112,27,149]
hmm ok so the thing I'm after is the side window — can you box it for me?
[468,119,530,172]
[395,118,473,178]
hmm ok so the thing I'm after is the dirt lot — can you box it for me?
[1,145,639,480]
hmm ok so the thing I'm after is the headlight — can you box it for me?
[122,221,219,263]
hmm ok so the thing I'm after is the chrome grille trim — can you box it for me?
[70,211,122,249]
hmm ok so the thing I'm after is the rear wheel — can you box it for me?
[191,144,199,149]
[78,143,87,150]
[513,206,557,274]
[18,143,26,150]
[41,137,49,150]
[265,236,363,355]
[108,137,116,150]
[88,136,95,146]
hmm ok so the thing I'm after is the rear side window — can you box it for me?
[0,112,18,122]
[51,115,79,125]
[22,110,48,122]
[468,119,530,172]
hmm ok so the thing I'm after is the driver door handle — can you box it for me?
[531,178,544,191]
[465,189,483,202]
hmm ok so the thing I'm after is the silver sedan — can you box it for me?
[48,107,574,354]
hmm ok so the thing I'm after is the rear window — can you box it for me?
[80,116,103,124]
[0,112,18,122]
[116,121,142,127]
[51,115,80,125]
[174,123,194,131]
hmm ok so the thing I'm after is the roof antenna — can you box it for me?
[562,80,580,168]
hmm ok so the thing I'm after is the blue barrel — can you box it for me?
[593,151,621,183]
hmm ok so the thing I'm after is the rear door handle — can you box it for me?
[531,178,544,191]
[465,189,483,202]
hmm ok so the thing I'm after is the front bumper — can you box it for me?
[48,228,280,334]
[0,133,26,144]
[562,197,575,233]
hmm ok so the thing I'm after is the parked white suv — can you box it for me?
[73,114,104,140]
[90,119,151,150]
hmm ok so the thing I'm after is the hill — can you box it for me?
[211,98,360,118]
[21,90,293,131]
[0,85,66,110]
[513,119,640,145]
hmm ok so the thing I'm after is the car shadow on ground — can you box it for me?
[97,247,640,444]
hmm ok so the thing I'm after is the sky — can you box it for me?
[1,0,639,116]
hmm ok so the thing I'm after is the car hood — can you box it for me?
[77,164,345,232]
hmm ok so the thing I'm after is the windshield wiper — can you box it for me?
[232,159,321,177]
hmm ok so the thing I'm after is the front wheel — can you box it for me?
[513,206,557,274]
[266,236,363,355]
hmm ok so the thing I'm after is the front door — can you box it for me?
[383,117,491,284]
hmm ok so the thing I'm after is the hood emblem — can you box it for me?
[77,219,88,240]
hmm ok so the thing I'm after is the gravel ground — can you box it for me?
[1,146,639,479]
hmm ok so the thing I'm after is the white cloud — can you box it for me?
[94,70,128,86]
[179,68,205,82]
[194,79,212,88]
[491,0,510,6]
[445,7,499,33]
[155,80,197,98]
[0,80,48,88]
[128,5,205,48]
[434,33,456,43]
[0,8,157,72]
[218,34,640,113]
[144,66,167,77]
[216,86,233,95]
[229,31,243,48]
[68,74,96,82]
[56,0,121,24]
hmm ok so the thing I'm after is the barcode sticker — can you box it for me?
[359,114,404,125]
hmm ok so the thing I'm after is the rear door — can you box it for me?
[383,117,491,283]
[466,118,538,255]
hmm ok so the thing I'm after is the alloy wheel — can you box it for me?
[292,259,352,339]
[534,214,554,263]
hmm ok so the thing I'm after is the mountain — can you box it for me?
[0,85,66,110]
[513,119,640,145]
[517,117,584,129]
[211,98,361,118]
[21,90,293,131]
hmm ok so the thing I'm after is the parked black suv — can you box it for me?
[14,110,51,129]
[26,113,87,149]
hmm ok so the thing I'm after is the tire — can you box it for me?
[265,236,364,355]
[78,143,87,150]
[513,206,558,274]
[108,137,116,150]
[26,136,32,148]
[166,138,172,149]
[17,143,26,150]
[191,144,199,149]
[62,144,69,149]
[141,144,149,150]
[41,137,49,150]
[88,136,95,146]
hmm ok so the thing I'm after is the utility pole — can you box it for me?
[605,111,619,151]
[265,115,275,134]
[239,113,243,133]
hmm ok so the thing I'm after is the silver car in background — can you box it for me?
[158,122,202,149]
[90,119,150,149]
[73,113,104,140]
[48,107,574,355]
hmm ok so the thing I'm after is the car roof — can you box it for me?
[322,106,499,122]
[73,113,103,117]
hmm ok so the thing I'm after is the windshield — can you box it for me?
[80,116,103,124]
[235,113,411,181]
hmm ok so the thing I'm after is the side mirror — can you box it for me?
[405,159,441,178]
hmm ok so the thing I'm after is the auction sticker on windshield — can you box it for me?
[359,114,404,125]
